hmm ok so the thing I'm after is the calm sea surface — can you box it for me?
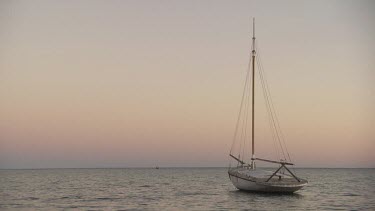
[0,168,374,210]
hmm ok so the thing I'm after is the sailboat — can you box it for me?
[228,19,308,193]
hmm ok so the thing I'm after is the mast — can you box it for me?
[251,18,256,169]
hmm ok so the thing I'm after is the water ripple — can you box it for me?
[0,168,374,210]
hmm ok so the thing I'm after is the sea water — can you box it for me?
[1,168,374,210]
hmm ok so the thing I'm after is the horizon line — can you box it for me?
[1,166,374,170]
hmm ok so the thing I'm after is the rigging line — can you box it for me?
[239,68,252,161]
[241,60,253,161]
[256,52,286,161]
[239,79,247,154]
[255,54,285,160]
[253,47,280,160]
[239,67,250,158]
[255,42,287,160]
[245,61,254,161]
[258,69,281,161]
[256,47,292,163]
[258,52,295,171]
[239,55,251,159]
[256,55,285,159]
[259,65,282,161]
[256,43,292,162]
[229,52,252,155]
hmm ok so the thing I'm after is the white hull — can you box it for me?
[229,174,303,193]
[228,168,307,193]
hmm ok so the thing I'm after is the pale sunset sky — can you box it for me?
[0,0,374,168]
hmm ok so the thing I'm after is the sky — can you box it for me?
[0,0,374,168]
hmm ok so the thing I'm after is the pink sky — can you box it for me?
[0,0,374,168]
